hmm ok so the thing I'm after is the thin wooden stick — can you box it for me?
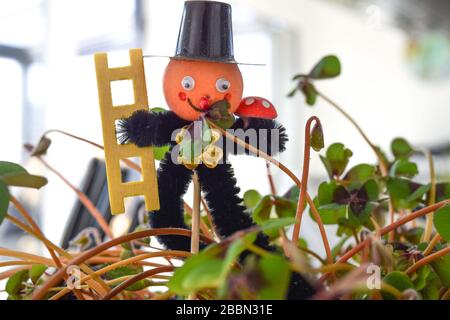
[422,150,436,242]
[191,172,201,254]
[184,202,213,238]
[265,161,277,196]
[188,172,201,301]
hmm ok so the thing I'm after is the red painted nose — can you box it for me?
[199,96,211,111]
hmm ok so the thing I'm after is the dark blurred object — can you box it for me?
[430,143,450,156]
[391,0,450,32]
[330,0,450,31]
[60,159,114,249]
[61,158,147,249]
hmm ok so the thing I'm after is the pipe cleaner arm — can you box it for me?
[223,117,288,157]
[116,110,190,147]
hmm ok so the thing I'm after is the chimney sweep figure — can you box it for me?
[117,1,315,299]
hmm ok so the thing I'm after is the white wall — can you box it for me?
[240,0,450,176]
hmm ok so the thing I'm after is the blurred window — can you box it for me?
[0,58,23,163]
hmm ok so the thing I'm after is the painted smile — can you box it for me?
[187,98,207,113]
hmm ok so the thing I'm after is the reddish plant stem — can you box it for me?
[31,228,214,300]
[40,130,141,172]
[24,143,113,239]
[9,196,86,300]
[406,246,450,276]
[292,116,320,243]
[5,213,112,298]
[10,196,62,269]
[424,234,441,256]
[336,200,450,265]
[101,266,175,300]
[265,161,277,196]
[207,120,333,265]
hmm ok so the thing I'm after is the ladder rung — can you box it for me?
[107,66,134,81]
[111,104,145,120]
[120,181,147,197]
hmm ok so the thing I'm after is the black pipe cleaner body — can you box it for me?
[117,109,316,299]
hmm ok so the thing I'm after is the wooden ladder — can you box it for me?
[95,48,159,215]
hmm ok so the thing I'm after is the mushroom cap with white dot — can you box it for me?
[262,100,271,108]
[245,98,255,105]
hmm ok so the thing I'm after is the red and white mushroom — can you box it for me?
[235,97,278,121]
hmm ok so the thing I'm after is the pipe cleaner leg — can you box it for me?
[195,163,272,252]
[149,151,194,251]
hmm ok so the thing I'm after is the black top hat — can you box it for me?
[173,1,238,64]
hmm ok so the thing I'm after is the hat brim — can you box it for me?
[143,54,265,66]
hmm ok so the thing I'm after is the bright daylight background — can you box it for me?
[1,0,450,279]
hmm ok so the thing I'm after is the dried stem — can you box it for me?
[51,251,189,300]
[336,200,450,265]
[0,267,30,281]
[24,143,113,239]
[10,196,63,269]
[441,288,450,300]
[101,266,174,300]
[5,213,111,297]
[423,234,441,256]
[0,248,55,266]
[292,116,320,243]
[7,199,87,300]
[31,228,214,299]
[405,246,450,276]
[0,261,41,268]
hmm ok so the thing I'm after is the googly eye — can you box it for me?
[216,78,231,93]
[181,76,195,91]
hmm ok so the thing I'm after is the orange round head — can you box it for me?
[163,59,244,121]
